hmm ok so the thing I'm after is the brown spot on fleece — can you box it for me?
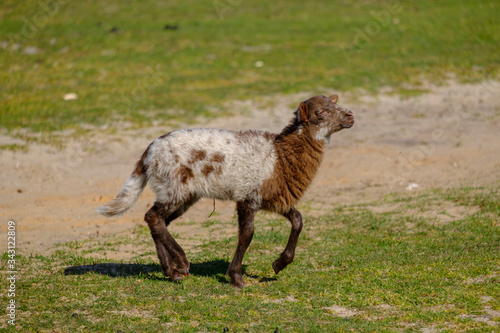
[201,164,215,177]
[132,142,152,176]
[188,149,207,164]
[177,165,194,184]
[210,152,226,163]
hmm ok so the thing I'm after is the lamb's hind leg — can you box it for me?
[272,207,303,274]
[145,199,197,281]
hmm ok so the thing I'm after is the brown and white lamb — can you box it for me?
[96,94,354,288]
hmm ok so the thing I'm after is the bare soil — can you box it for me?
[1,81,499,255]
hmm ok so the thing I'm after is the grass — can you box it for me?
[1,2,499,331]
[2,187,499,331]
[1,0,499,139]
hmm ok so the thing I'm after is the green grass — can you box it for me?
[2,187,499,331]
[1,0,499,138]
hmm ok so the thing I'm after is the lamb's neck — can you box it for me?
[276,127,325,195]
[260,126,326,213]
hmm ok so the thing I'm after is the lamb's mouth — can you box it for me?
[341,113,354,128]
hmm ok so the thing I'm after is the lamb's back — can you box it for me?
[145,128,278,202]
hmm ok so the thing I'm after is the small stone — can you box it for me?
[63,93,78,101]
[23,46,41,55]
[406,182,419,191]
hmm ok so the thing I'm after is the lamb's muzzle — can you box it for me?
[342,111,355,128]
[96,93,354,288]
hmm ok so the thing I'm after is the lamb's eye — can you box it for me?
[317,109,328,117]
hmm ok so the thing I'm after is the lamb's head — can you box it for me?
[296,94,354,141]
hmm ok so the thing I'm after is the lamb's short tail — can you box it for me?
[96,153,148,217]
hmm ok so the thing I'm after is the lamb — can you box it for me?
[96,94,354,288]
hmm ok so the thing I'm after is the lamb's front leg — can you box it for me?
[273,207,303,274]
[227,201,256,288]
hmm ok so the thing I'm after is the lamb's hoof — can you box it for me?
[229,274,245,289]
[272,260,282,274]
[170,273,184,282]
[177,269,190,277]
[231,281,245,289]
[170,269,189,282]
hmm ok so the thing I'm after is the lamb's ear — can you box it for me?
[298,102,309,123]
[329,94,339,104]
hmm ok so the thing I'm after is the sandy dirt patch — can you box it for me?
[1,80,499,254]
